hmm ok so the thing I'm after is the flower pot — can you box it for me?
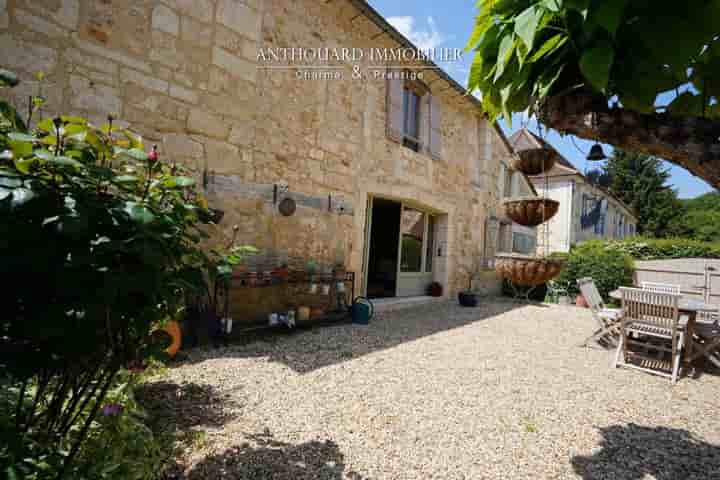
[162,320,182,357]
[427,282,443,297]
[272,266,290,281]
[576,294,589,308]
[502,197,560,227]
[310,306,326,320]
[333,266,347,281]
[512,147,557,175]
[458,291,478,307]
[495,253,564,287]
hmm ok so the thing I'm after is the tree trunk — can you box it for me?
[539,91,720,189]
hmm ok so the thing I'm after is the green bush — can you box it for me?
[0,71,225,479]
[603,237,720,260]
[555,241,634,300]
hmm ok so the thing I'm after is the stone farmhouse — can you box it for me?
[1,0,539,318]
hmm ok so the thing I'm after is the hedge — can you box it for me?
[554,237,720,301]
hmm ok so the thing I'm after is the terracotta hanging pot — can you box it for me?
[495,253,564,286]
[512,147,557,175]
[502,197,560,227]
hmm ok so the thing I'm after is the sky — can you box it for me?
[367,0,715,199]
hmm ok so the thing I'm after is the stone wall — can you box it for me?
[0,0,511,323]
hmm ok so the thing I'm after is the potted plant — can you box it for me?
[306,260,319,293]
[427,282,443,297]
[458,251,483,307]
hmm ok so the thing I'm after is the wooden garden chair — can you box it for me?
[690,309,720,369]
[614,287,687,384]
[641,282,681,295]
[577,277,621,347]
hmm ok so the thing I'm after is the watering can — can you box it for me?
[351,297,374,325]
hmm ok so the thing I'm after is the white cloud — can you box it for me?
[387,15,446,51]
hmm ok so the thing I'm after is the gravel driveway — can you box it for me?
[147,300,720,479]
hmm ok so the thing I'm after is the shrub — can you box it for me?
[0,72,218,478]
[603,237,720,260]
[555,241,634,300]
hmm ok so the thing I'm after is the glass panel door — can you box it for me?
[400,207,426,273]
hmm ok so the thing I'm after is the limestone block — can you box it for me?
[180,16,212,46]
[152,4,179,36]
[202,137,240,172]
[64,48,118,75]
[69,74,121,114]
[187,109,229,139]
[25,0,79,30]
[162,132,204,159]
[228,122,255,146]
[212,46,256,83]
[202,93,254,120]
[171,0,213,23]
[216,0,260,40]
[120,68,169,93]
[0,34,58,74]
[149,30,183,69]
[169,83,199,104]
[70,65,117,87]
[73,34,152,73]
[14,9,69,38]
[215,25,256,61]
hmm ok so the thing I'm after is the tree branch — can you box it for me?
[538,91,720,189]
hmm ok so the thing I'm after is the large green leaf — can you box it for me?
[125,202,155,224]
[579,41,614,92]
[494,34,516,81]
[514,6,541,51]
[589,0,627,36]
[528,34,567,62]
[563,0,590,18]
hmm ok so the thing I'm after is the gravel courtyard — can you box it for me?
[147,300,720,479]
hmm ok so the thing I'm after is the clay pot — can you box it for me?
[576,294,589,308]
[310,307,326,320]
[494,254,564,287]
[161,320,182,358]
[503,197,560,227]
[513,147,557,175]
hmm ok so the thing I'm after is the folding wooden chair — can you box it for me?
[641,282,681,295]
[577,278,621,347]
[614,287,687,384]
[691,309,720,369]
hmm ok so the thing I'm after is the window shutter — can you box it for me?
[419,93,430,153]
[429,94,442,160]
[386,75,403,143]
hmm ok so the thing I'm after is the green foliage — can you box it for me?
[0,71,219,478]
[555,241,634,299]
[603,237,720,261]
[668,192,720,242]
[2,370,166,480]
[602,149,683,238]
[466,1,720,122]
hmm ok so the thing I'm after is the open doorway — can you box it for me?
[366,198,401,298]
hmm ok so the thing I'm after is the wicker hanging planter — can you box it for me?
[502,197,560,227]
[495,253,564,286]
[512,147,557,176]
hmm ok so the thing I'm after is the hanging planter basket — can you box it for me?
[502,197,560,227]
[513,147,557,176]
[495,253,564,286]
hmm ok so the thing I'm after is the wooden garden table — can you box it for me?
[609,289,720,366]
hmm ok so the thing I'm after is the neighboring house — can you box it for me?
[0,0,524,315]
[508,129,638,254]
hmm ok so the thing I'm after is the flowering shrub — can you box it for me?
[0,71,216,478]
